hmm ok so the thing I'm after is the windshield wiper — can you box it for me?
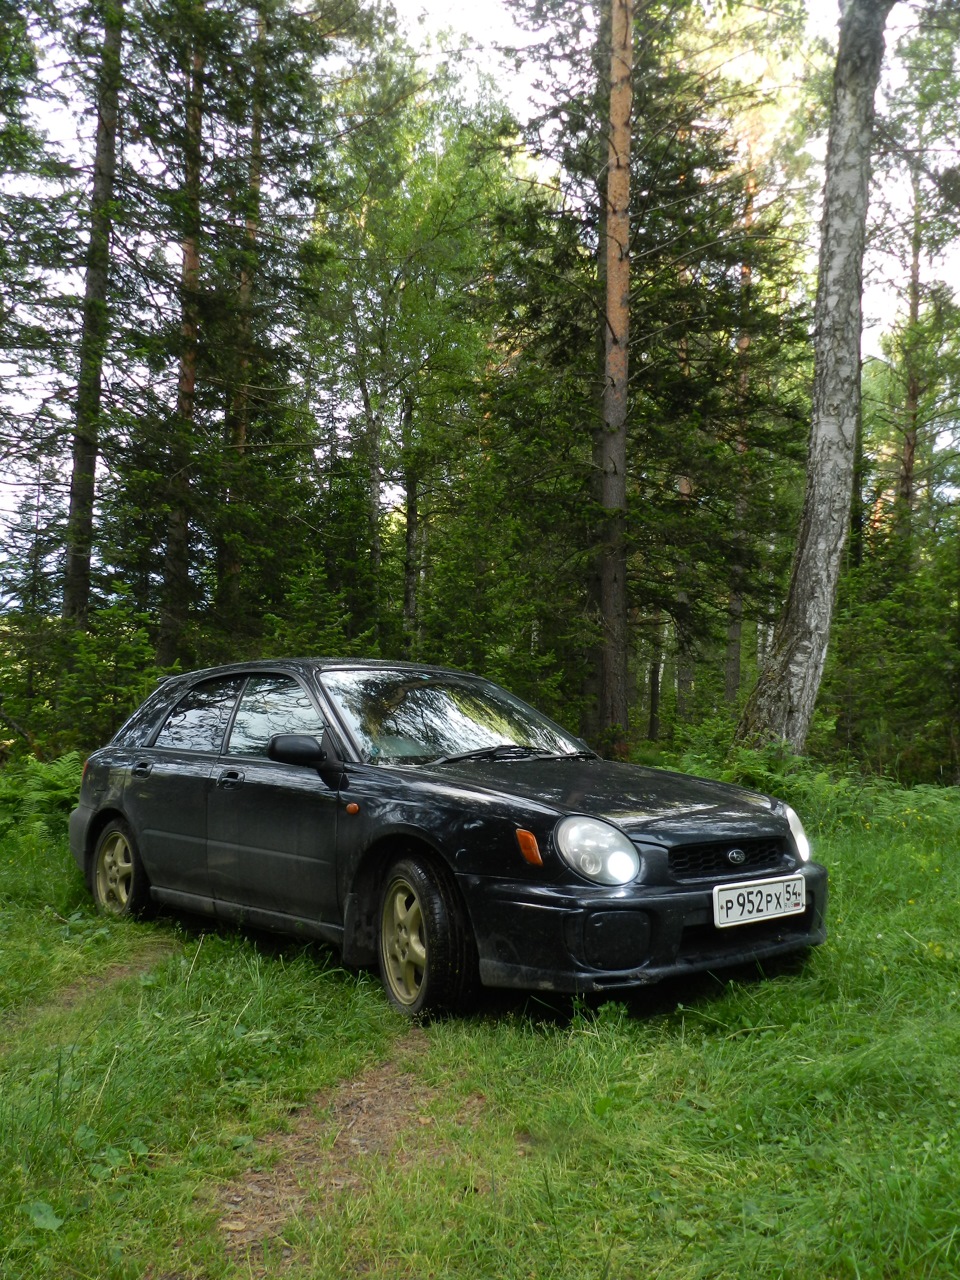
[432,744,556,765]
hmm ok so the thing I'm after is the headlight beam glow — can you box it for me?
[554,816,640,886]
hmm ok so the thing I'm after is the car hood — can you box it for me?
[427,756,785,843]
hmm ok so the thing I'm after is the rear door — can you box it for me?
[123,676,244,901]
[206,673,340,924]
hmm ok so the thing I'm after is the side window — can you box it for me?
[226,676,326,758]
[153,678,243,753]
[113,679,186,747]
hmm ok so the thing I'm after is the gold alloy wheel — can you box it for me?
[381,875,428,1006]
[95,829,134,914]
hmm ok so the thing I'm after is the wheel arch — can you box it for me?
[342,832,464,968]
[83,808,129,876]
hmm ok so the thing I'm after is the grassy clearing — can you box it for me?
[1,783,958,1279]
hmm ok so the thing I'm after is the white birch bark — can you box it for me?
[737,0,896,751]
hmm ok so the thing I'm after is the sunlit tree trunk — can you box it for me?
[736,0,896,751]
[595,0,633,739]
[63,0,124,627]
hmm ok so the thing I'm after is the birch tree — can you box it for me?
[736,0,897,751]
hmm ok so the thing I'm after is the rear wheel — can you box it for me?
[91,820,152,917]
[378,857,476,1016]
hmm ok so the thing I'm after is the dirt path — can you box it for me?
[217,1027,484,1273]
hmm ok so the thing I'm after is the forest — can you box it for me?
[4,7,960,1274]
[2,0,960,783]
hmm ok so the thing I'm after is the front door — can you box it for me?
[206,674,340,924]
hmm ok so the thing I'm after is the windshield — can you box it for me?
[318,668,588,766]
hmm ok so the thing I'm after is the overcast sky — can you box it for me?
[389,0,846,65]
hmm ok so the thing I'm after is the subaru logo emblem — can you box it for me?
[726,848,746,866]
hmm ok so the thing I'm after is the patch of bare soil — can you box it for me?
[218,1028,485,1271]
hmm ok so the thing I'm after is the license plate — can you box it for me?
[713,875,805,928]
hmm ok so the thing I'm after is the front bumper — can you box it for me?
[458,862,828,993]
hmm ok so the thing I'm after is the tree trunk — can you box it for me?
[736,0,896,751]
[218,9,265,623]
[595,0,633,740]
[897,169,922,514]
[63,0,124,627]
[849,387,864,569]
[158,34,204,667]
[724,589,743,705]
[401,396,421,657]
[675,625,694,722]
[582,5,610,745]
[647,611,662,741]
[726,175,754,705]
[674,473,694,721]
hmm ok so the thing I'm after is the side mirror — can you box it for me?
[267,729,345,784]
[267,733,327,767]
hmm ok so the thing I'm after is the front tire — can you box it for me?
[91,819,152,918]
[378,857,476,1016]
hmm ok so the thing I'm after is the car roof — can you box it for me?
[157,658,477,684]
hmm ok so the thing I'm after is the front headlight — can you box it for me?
[784,804,811,862]
[555,816,640,885]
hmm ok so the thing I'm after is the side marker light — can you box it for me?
[516,829,543,866]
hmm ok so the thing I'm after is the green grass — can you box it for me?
[1,790,959,1278]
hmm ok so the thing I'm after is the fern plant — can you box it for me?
[0,753,84,838]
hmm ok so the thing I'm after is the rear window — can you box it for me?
[111,680,186,748]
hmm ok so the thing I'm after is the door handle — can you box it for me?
[131,761,152,778]
[217,769,245,790]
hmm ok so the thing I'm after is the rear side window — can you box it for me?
[226,675,326,758]
[153,677,243,752]
[112,680,186,747]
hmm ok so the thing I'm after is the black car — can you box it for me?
[70,659,827,1014]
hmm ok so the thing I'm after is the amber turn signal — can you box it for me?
[515,829,543,866]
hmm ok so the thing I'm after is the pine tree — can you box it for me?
[63,0,125,628]
[502,0,815,742]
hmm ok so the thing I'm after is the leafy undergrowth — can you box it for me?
[0,754,84,842]
[664,731,960,847]
[0,772,958,1278]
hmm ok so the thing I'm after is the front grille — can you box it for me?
[668,838,788,882]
